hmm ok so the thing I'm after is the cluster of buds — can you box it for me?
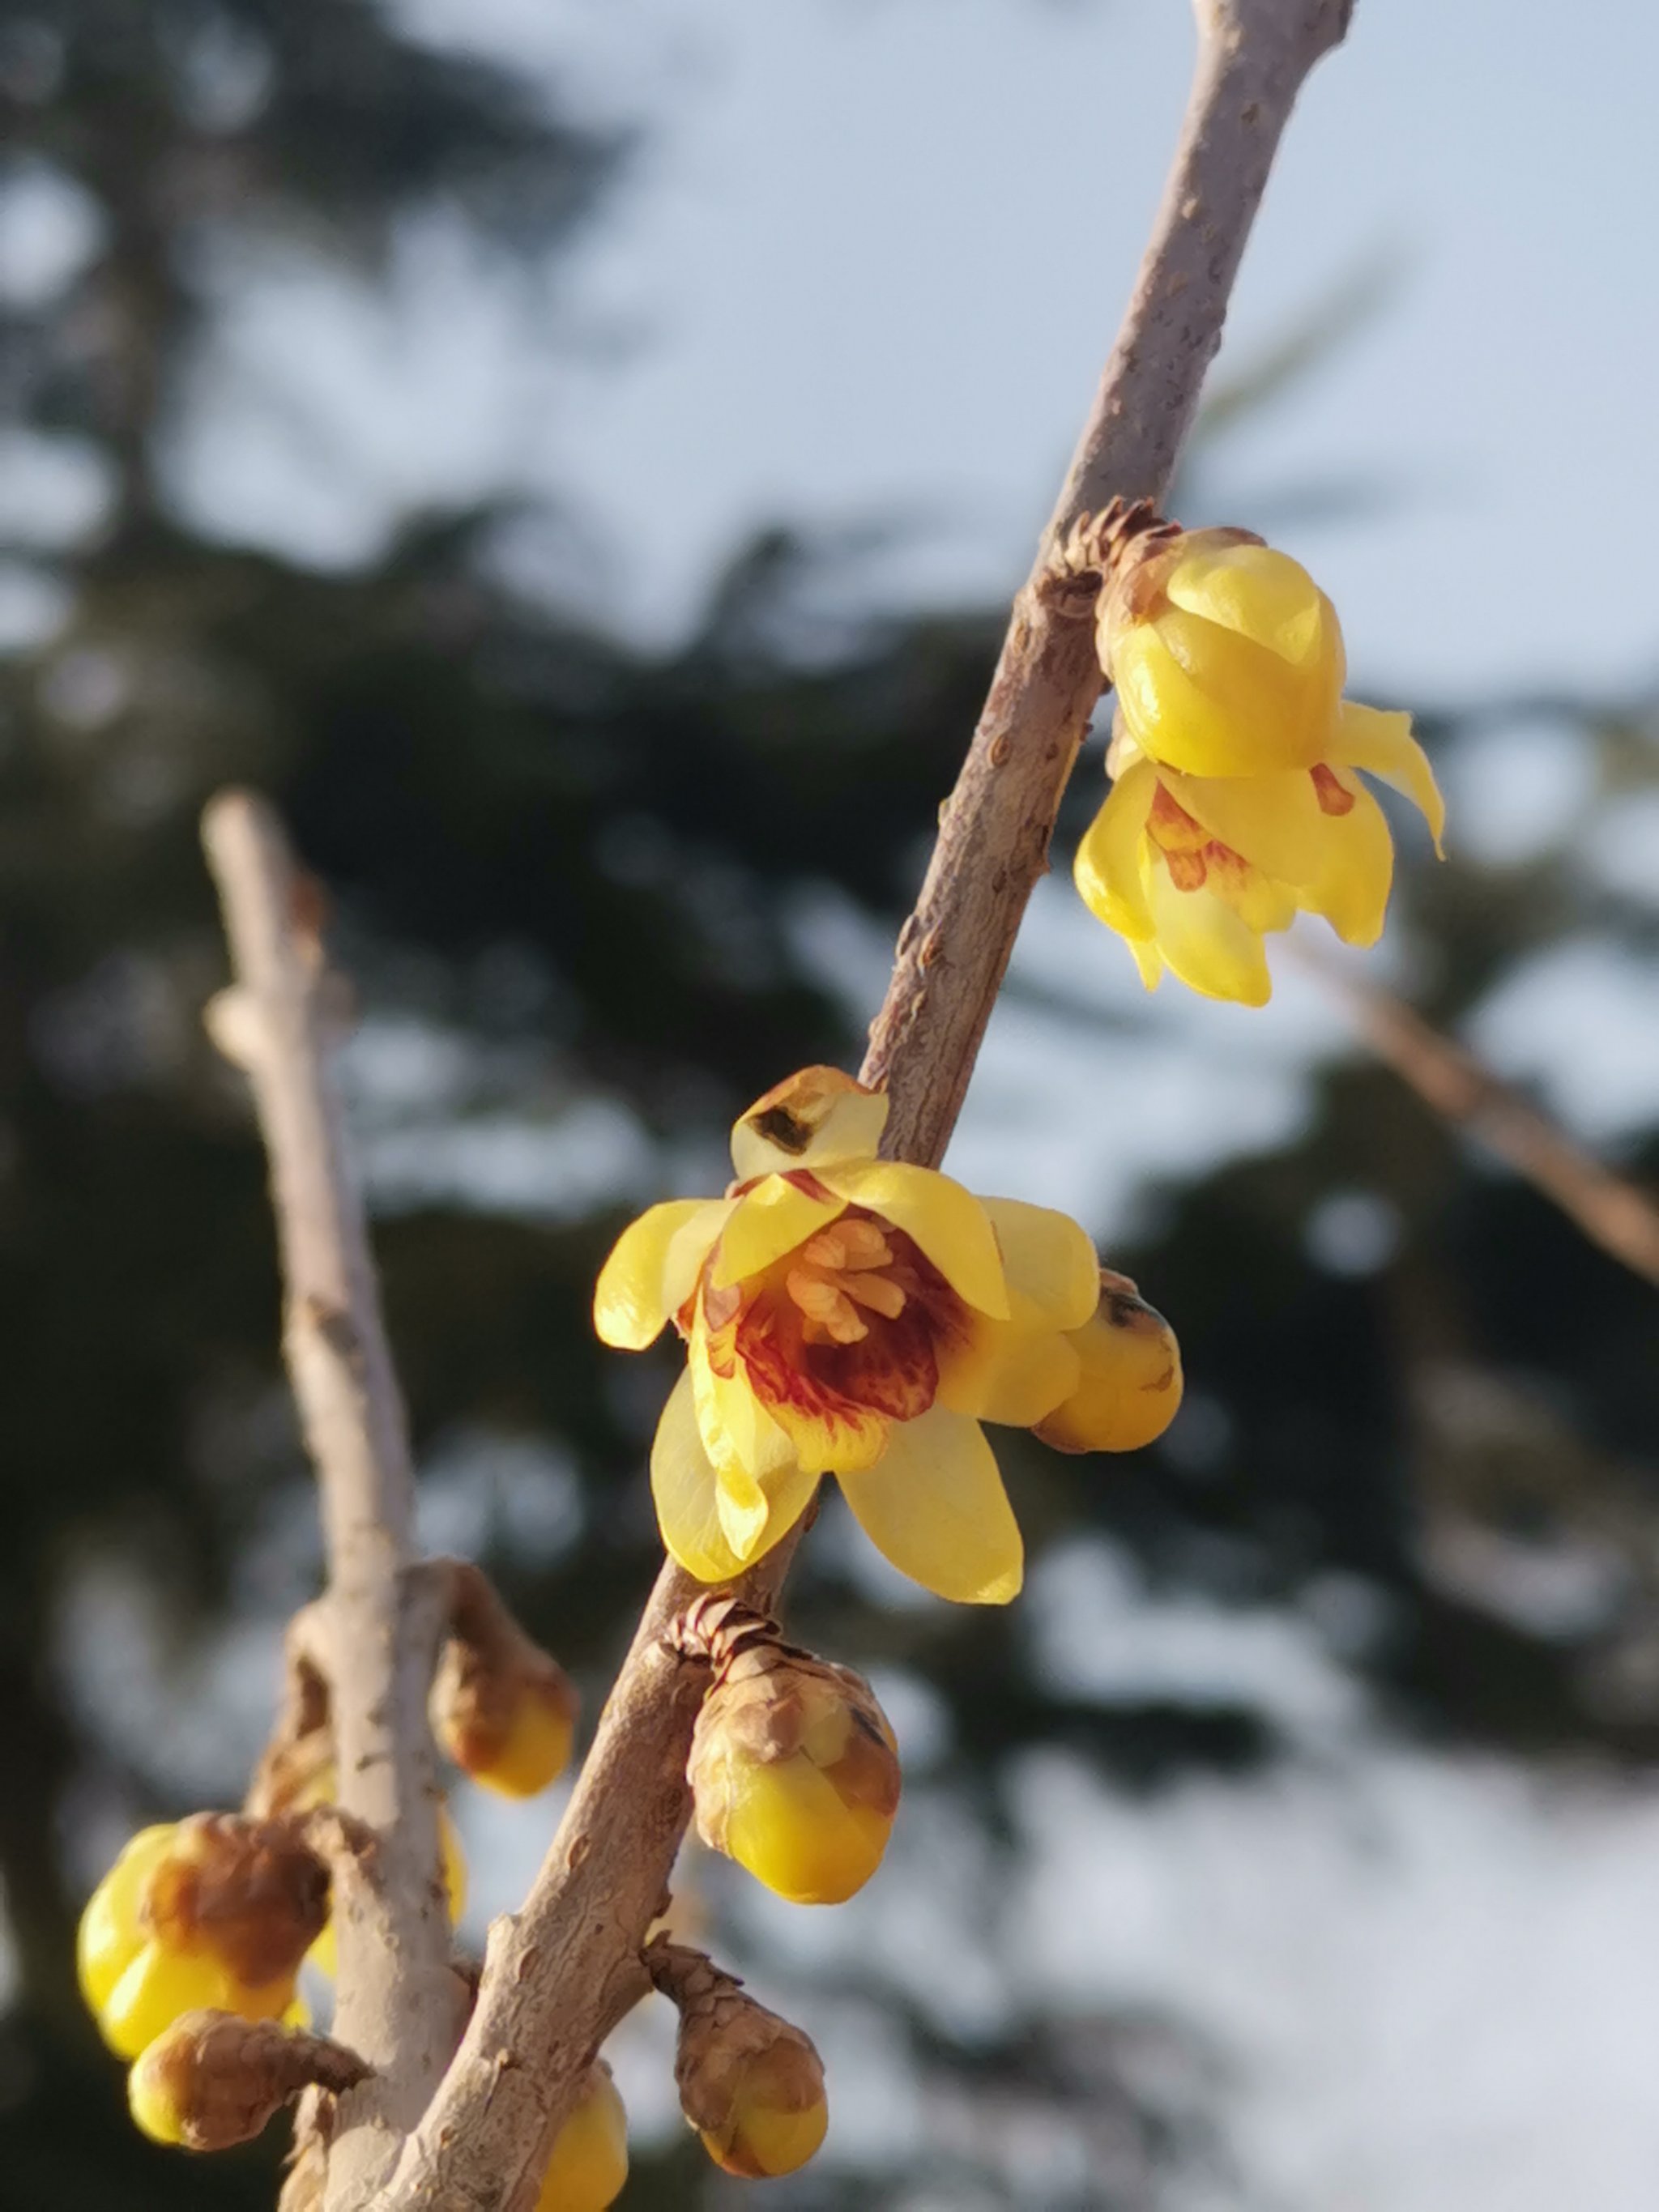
[429,1560,579,1801]
[1064,501,1444,1006]
[533,2062,630,2210]
[78,1813,328,2059]
[648,1941,829,2179]
[680,1597,902,1907]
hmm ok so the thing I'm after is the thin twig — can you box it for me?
[381,5,1354,2207]
[202,794,463,2209]
[1305,948,1659,1287]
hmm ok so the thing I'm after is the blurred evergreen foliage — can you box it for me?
[1,2,1657,2207]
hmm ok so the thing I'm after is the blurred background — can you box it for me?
[3,1,1658,2206]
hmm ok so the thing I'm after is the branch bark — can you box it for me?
[202,793,463,2210]
[379,4,1354,2207]
[1305,950,1659,1287]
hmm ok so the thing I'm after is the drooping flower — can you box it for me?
[1077,526,1444,1004]
[594,1068,1127,1605]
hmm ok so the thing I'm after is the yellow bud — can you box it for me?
[430,1564,580,1801]
[79,1816,325,2057]
[126,2008,368,2152]
[700,2035,829,2179]
[1098,526,1346,779]
[687,1622,900,1907]
[535,2065,629,2211]
[1035,1272,1183,1454]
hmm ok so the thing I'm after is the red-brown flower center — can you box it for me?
[700,1208,965,1431]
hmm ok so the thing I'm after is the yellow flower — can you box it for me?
[1078,527,1445,1004]
[594,1068,1108,1605]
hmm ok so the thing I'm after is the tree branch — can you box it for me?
[380,5,1354,2207]
[202,793,463,2210]
[1304,948,1659,1287]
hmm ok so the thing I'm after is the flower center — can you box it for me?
[785,1221,907,1346]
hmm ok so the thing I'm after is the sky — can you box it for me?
[217,0,1659,711]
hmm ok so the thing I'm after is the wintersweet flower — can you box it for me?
[594,1067,1109,1605]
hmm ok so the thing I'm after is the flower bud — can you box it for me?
[1098,525,1346,779]
[79,1816,328,2059]
[649,1942,828,2180]
[1035,1270,1183,1454]
[683,1601,900,1907]
[534,2064,629,2211]
[431,1640,578,1801]
[126,2009,367,2152]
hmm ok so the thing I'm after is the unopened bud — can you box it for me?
[431,1562,579,1800]
[535,2063,629,2211]
[127,2009,367,2152]
[1035,1270,1183,1454]
[648,1941,828,2180]
[79,1816,328,2059]
[681,1600,900,1907]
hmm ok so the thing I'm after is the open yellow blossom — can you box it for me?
[594,1068,1110,1605]
[1077,526,1445,1004]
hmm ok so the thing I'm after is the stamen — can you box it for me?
[834,1221,893,1271]
[1163,847,1209,892]
[801,1228,848,1270]
[842,1274,906,1319]
[787,1269,868,1344]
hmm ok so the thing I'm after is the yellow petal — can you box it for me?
[979,1199,1099,1331]
[690,1309,797,1485]
[818,1160,1009,1319]
[1145,864,1273,1006]
[936,1315,1081,1427]
[758,1387,891,1479]
[594,1199,731,1349]
[1036,1283,1183,1453]
[1112,618,1333,778]
[1074,759,1157,939]
[1297,772,1395,946]
[77,1825,175,2015]
[650,1371,754,1582]
[1162,766,1331,889]
[730,1067,890,1182]
[836,1404,1022,1605]
[1161,537,1341,671]
[1130,934,1165,992]
[710,1175,845,1290]
[1333,701,1446,855]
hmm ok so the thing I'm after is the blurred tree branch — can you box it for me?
[1304,947,1659,1287]
[198,2,1356,2206]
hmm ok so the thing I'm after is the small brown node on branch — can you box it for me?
[128,2009,369,2152]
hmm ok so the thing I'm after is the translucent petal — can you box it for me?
[837,1404,1023,1604]
[1074,761,1157,939]
[1145,864,1273,1006]
[1162,766,1333,888]
[979,1198,1100,1331]
[650,1371,754,1583]
[757,1384,891,1479]
[730,1068,890,1182]
[1334,701,1447,855]
[1113,617,1334,778]
[1296,771,1395,946]
[710,1175,845,1290]
[1036,1287,1183,1453]
[819,1160,1009,1319]
[77,1824,174,2014]
[690,1310,796,1485]
[936,1315,1081,1427]
[1162,538,1341,671]
[594,1199,731,1349]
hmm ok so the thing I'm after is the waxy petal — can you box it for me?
[595,1198,732,1349]
[730,1067,890,1182]
[1075,759,1157,940]
[1113,616,1334,778]
[1162,539,1341,671]
[1333,702,1446,855]
[710,1174,845,1290]
[838,1405,1022,1605]
[1145,864,1273,1006]
[936,1317,1081,1428]
[980,1198,1100,1332]
[650,1371,754,1583]
[1295,769,1394,946]
[819,1159,1009,1319]
[1162,765,1332,889]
